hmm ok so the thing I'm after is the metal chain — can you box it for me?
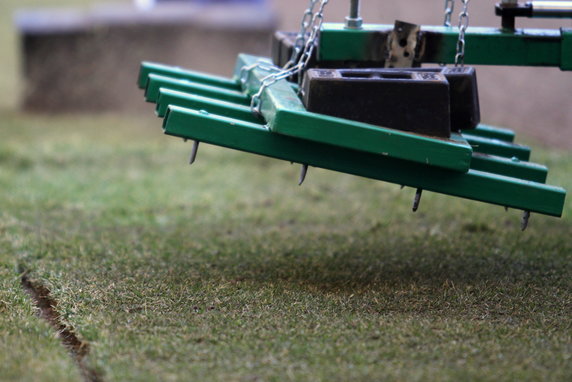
[250,0,330,116]
[284,0,320,69]
[455,0,470,67]
[443,0,455,27]
[241,0,319,86]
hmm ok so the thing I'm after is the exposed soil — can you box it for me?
[21,272,103,382]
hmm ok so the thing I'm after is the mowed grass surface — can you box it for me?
[1,110,571,381]
[1,1,572,381]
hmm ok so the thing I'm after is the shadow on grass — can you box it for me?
[144,222,572,322]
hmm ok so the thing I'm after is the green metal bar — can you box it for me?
[272,109,473,171]
[162,105,565,217]
[464,133,531,160]
[234,54,473,173]
[145,74,250,105]
[470,153,547,183]
[562,28,572,70]
[452,131,543,182]
[233,55,307,118]
[462,124,515,142]
[319,23,569,69]
[138,62,241,90]
[156,88,262,124]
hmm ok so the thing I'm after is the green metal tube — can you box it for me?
[145,74,250,105]
[156,88,262,124]
[319,23,568,69]
[470,153,547,183]
[138,62,240,90]
[464,133,531,160]
[462,125,515,142]
[234,54,473,173]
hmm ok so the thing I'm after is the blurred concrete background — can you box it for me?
[10,0,572,147]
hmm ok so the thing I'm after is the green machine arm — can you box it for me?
[318,24,572,70]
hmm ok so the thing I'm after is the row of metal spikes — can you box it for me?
[183,138,531,231]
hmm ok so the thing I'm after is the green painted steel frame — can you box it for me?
[137,56,566,217]
[153,87,547,184]
[319,23,571,70]
[162,106,565,217]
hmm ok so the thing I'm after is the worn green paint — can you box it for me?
[462,125,515,142]
[319,23,569,69]
[470,153,547,183]
[464,133,531,161]
[145,74,250,105]
[162,106,565,217]
[138,62,240,90]
[233,55,307,122]
[233,54,473,173]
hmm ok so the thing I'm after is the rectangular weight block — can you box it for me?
[302,68,451,138]
[401,66,480,131]
[271,31,298,67]
[441,66,480,131]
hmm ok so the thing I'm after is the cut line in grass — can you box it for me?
[20,269,103,382]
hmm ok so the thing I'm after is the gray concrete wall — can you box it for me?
[17,3,276,112]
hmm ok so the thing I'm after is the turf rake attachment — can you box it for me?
[138,0,571,230]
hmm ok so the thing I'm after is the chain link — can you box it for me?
[455,0,470,67]
[284,0,319,69]
[443,0,455,27]
[249,0,330,116]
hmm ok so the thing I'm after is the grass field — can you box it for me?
[1,1,572,381]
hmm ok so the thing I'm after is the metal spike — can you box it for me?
[298,164,308,186]
[189,141,200,165]
[412,188,423,212]
[521,211,531,231]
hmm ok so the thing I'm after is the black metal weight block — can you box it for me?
[301,66,481,136]
[302,68,451,138]
[441,66,480,131]
[272,31,299,68]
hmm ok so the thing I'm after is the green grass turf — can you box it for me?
[1,1,572,381]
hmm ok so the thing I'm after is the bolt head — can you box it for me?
[345,16,363,29]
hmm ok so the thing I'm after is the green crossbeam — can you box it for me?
[319,24,571,70]
[162,106,565,217]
